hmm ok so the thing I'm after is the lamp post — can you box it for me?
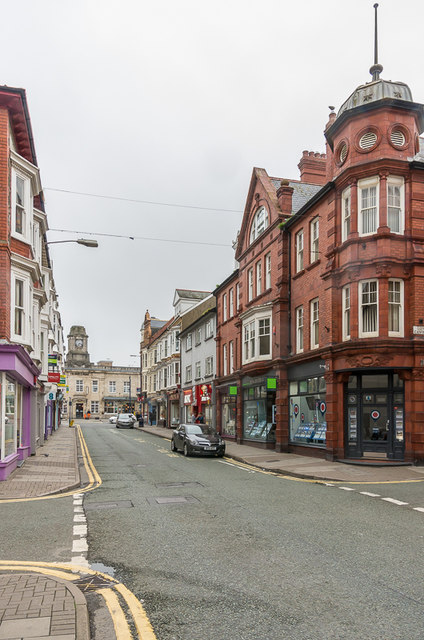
[130,355,139,417]
[46,238,98,426]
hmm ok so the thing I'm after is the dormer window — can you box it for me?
[250,206,269,243]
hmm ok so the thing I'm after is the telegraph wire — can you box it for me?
[48,228,232,248]
[44,187,243,214]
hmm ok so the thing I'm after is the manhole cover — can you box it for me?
[155,482,203,488]
[146,495,199,505]
[73,574,116,591]
[85,500,133,511]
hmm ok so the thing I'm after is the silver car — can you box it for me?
[116,413,135,429]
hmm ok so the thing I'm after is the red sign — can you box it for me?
[183,389,193,405]
[199,384,212,403]
[48,373,61,383]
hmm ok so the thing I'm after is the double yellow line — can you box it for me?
[0,561,157,640]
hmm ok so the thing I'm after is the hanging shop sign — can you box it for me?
[57,376,67,387]
[48,373,60,383]
[319,401,327,415]
[293,404,299,417]
[183,389,193,405]
[229,386,238,396]
[371,410,380,421]
[199,384,212,403]
[48,354,58,366]
[267,377,277,390]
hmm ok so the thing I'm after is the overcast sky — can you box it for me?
[2,0,424,365]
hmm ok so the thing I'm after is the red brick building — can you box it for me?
[215,64,424,464]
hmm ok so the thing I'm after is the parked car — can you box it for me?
[109,415,117,424]
[171,423,225,457]
[116,413,135,429]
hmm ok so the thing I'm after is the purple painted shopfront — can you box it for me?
[0,345,40,481]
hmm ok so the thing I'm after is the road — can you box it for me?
[78,421,424,640]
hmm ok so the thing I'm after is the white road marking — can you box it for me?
[381,497,408,506]
[72,537,88,553]
[413,507,424,513]
[360,492,380,497]
[219,460,255,473]
[339,486,356,491]
[73,524,88,536]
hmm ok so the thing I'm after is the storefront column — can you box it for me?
[324,370,341,460]
[275,374,289,452]
[236,377,243,444]
[406,368,424,462]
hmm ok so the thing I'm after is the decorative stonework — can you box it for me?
[346,355,392,368]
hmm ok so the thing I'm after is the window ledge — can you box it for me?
[306,259,320,271]
[292,269,305,280]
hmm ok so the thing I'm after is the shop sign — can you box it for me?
[57,376,67,387]
[48,392,55,400]
[199,384,212,402]
[293,404,299,417]
[229,386,238,396]
[48,354,58,365]
[413,326,424,335]
[371,410,380,421]
[183,389,193,405]
[48,373,60,383]
[319,401,327,415]
[267,377,277,390]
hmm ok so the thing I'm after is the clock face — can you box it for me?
[75,339,83,348]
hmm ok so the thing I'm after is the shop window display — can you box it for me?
[221,395,236,437]
[242,385,276,442]
[289,376,327,446]
[5,379,16,457]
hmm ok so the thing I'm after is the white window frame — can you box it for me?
[248,268,253,302]
[256,261,262,296]
[90,401,99,414]
[223,344,228,376]
[186,333,192,350]
[205,319,213,339]
[310,218,319,263]
[229,340,234,373]
[358,176,379,236]
[242,311,272,364]
[310,298,319,349]
[76,379,84,392]
[388,279,404,337]
[123,381,130,393]
[109,380,116,393]
[223,293,227,322]
[250,206,269,243]
[341,186,351,242]
[296,306,304,353]
[359,280,379,337]
[342,286,351,341]
[195,361,201,379]
[205,356,213,377]
[185,365,192,383]
[195,327,202,345]
[296,230,304,272]
[236,283,240,311]
[11,169,31,241]
[387,176,405,235]
[265,253,271,289]
[11,270,31,343]
[92,380,98,393]
[229,288,234,317]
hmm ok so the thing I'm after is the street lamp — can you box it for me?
[130,355,139,416]
[46,238,98,426]
[47,238,99,248]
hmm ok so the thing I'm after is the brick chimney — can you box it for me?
[298,151,327,185]
[276,179,294,215]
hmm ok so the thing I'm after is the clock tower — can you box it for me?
[66,325,91,367]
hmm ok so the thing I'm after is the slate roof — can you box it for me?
[270,179,323,214]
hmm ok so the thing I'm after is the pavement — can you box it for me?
[1,421,424,639]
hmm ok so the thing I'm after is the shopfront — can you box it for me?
[242,375,276,444]
[219,385,237,437]
[345,372,404,460]
[0,345,39,481]
[289,375,327,447]
[183,388,193,423]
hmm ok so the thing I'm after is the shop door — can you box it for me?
[361,393,390,455]
[345,373,404,460]
[75,403,84,418]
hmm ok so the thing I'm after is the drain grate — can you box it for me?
[73,574,116,591]
[85,500,133,511]
[155,481,203,488]
[146,495,199,505]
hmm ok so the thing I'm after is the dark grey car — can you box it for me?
[171,423,225,457]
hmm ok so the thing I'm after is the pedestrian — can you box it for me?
[139,414,144,427]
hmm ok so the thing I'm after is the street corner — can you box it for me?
[0,562,157,640]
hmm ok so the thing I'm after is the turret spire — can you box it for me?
[369,3,383,80]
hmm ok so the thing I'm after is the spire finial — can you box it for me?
[369,3,383,80]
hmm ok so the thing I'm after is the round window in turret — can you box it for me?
[355,126,380,153]
[335,139,349,167]
[388,124,409,151]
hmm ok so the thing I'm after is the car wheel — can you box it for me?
[184,443,190,457]
[171,439,177,452]
[217,452,224,458]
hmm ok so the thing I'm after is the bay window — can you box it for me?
[342,186,351,242]
[359,280,378,337]
[387,177,404,234]
[242,313,272,363]
[342,286,351,341]
[296,306,304,353]
[310,299,319,349]
[358,177,379,235]
[388,279,403,336]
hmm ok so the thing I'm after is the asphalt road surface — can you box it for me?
[78,422,424,639]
